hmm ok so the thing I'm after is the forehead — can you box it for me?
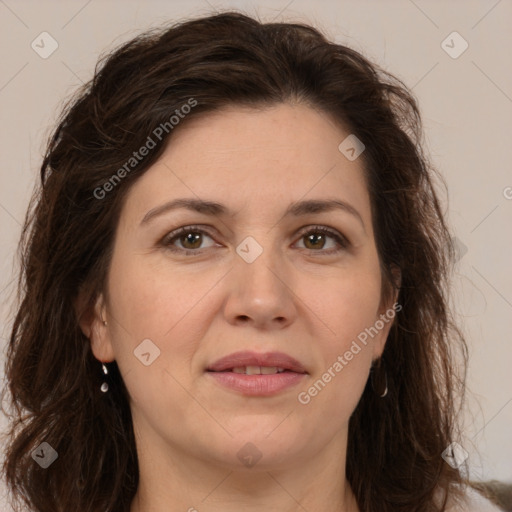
[120,103,371,225]
[162,102,357,169]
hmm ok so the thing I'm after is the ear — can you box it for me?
[73,288,115,363]
[372,264,402,361]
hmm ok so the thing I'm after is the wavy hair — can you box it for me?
[1,11,470,512]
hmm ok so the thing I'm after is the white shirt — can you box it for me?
[447,484,504,511]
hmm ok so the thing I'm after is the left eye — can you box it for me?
[162,225,349,255]
[295,227,349,253]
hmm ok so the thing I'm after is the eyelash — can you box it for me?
[161,224,350,256]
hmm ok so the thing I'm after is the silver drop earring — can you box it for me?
[370,358,388,398]
[100,363,109,393]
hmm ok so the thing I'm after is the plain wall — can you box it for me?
[1,0,511,509]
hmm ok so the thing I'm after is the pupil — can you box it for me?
[183,233,201,248]
[306,233,324,249]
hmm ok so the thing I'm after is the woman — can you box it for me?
[1,11,503,512]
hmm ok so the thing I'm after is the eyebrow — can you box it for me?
[140,197,365,231]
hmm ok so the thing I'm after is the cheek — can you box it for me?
[107,247,215,339]
[298,323,374,431]
[303,264,383,343]
[295,269,381,413]
[105,254,206,400]
[106,252,235,398]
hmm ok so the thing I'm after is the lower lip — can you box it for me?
[206,371,307,396]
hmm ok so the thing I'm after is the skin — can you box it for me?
[77,103,399,512]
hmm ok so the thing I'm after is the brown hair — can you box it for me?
[1,11,471,512]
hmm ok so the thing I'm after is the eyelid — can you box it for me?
[295,225,350,250]
[160,225,219,253]
[160,224,350,255]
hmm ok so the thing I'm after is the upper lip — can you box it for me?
[206,351,308,374]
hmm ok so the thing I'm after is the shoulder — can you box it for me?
[445,483,504,512]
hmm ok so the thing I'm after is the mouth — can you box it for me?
[205,351,308,396]
[206,350,308,374]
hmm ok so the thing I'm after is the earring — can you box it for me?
[100,363,109,393]
[370,358,388,398]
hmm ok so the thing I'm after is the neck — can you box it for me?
[129,428,359,512]
[130,477,359,512]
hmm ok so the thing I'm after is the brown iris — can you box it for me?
[180,232,202,249]
[303,232,326,250]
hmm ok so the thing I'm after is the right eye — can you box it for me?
[161,225,219,255]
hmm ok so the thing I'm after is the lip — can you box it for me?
[206,371,307,396]
[205,350,308,397]
[206,350,308,374]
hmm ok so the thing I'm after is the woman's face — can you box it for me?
[86,103,396,472]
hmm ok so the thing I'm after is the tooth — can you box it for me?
[230,366,284,375]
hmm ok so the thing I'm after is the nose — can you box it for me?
[222,239,298,330]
